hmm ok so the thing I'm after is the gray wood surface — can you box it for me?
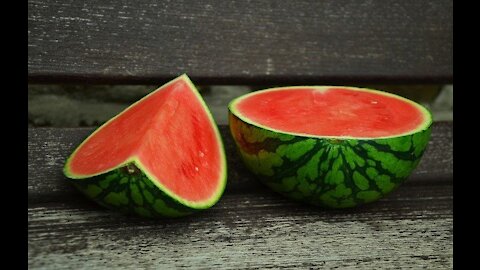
[28,0,452,85]
[28,123,452,269]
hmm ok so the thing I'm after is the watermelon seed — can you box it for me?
[122,163,141,175]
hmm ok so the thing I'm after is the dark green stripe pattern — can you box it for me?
[229,113,431,208]
[69,164,197,218]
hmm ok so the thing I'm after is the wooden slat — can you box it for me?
[29,200,452,269]
[28,0,452,85]
[28,123,452,268]
[29,178,452,268]
[27,123,453,202]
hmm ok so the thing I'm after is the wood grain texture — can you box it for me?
[28,0,452,84]
[28,123,452,269]
[28,123,452,202]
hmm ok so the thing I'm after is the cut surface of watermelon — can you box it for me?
[64,74,226,214]
[231,87,431,139]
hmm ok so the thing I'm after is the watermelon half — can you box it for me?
[64,75,227,217]
[228,86,432,208]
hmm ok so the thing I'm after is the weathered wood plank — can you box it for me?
[28,200,452,269]
[27,122,453,202]
[28,123,452,269]
[29,181,452,223]
[28,0,452,84]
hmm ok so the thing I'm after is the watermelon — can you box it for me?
[64,75,227,218]
[228,86,432,208]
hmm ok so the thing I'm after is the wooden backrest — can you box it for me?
[28,0,452,85]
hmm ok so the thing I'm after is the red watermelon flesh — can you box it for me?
[65,75,226,205]
[234,87,429,138]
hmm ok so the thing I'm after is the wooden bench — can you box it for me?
[28,0,453,268]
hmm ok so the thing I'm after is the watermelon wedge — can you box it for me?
[64,75,227,217]
[229,86,432,208]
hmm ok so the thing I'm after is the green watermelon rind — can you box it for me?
[228,86,432,208]
[67,164,199,218]
[64,74,227,217]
